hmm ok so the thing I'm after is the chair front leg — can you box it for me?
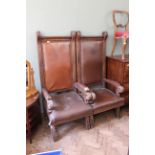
[115,107,121,118]
[89,115,94,128]
[121,36,127,60]
[111,37,117,56]
[50,125,58,142]
[85,116,91,129]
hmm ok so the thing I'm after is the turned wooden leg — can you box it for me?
[121,37,127,60]
[111,37,117,57]
[115,107,121,118]
[85,116,91,129]
[50,125,58,142]
[89,115,94,128]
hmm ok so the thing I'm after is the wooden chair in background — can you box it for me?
[111,10,129,60]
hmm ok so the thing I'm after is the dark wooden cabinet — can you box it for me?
[106,55,129,104]
[26,94,41,143]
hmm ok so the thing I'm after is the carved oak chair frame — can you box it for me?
[76,31,125,127]
[37,31,95,141]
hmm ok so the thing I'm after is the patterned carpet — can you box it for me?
[26,106,129,155]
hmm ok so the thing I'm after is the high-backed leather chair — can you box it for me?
[37,31,95,141]
[76,31,125,127]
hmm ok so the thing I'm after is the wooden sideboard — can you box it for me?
[26,94,41,143]
[106,55,129,104]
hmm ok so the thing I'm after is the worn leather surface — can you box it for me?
[48,91,93,125]
[38,32,124,130]
[38,33,94,130]
[76,32,125,115]
[91,88,124,114]
[80,40,103,85]
[42,41,73,92]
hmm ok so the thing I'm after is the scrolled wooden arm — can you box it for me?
[42,88,54,112]
[74,82,89,93]
[73,82,96,103]
[103,78,124,96]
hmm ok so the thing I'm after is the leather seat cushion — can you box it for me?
[48,91,93,125]
[91,88,124,114]
[115,31,129,38]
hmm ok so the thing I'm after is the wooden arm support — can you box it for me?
[42,88,54,113]
[103,78,124,96]
[73,82,96,103]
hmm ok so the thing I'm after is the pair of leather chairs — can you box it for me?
[37,31,124,141]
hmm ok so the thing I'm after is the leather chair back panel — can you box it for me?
[76,32,108,85]
[41,40,73,92]
[80,40,103,84]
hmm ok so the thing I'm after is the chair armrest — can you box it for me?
[73,82,96,103]
[103,78,124,96]
[42,88,54,112]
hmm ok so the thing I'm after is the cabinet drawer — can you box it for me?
[123,63,129,83]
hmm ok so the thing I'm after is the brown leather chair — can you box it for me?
[76,31,125,127]
[37,31,95,141]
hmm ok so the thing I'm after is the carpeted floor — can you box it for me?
[26,106,129,155]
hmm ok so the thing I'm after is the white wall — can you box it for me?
[27,0,129,91]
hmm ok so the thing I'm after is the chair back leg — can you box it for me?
[85,116,91,129]
[89,115,94,128]
[111,37,117,56]
[121,37,127,60]
[115,107,121,118]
